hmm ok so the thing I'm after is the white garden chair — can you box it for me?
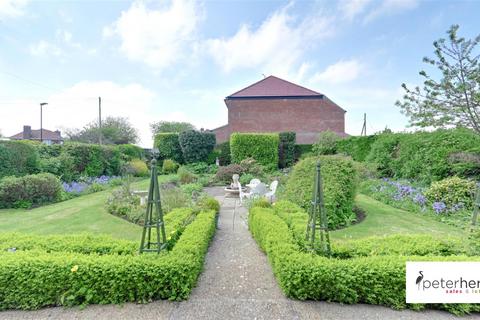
[265,180,278,203]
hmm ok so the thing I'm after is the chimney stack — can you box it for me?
[23,125,31,139]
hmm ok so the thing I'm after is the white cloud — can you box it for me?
[29,40,63,56]
[0,0,28,18]
[339,0,373,20]
[364,0,418,23]
[206,4,334,75]
[104,0,203,69]
[310,59,363,84]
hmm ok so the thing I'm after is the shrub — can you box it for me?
[365,133,402,177]
[117,144,144,161]
[183,162,212,174]
[177,166,197,184]
[0,173,62,208]
[294,144,313,161]
[154,133,183,163]
[239,173,255,185]
[425,176,476,210]
[214,164,245,183]
[180,183,203,198]
[162,159,179,174]
[448,147,480,178]
[161,187,192,213]
[248,207,480,315]
[217,141,231,166]
[278,132,296,168]
[312,131,339,155]
[230,133,279,170]
[197,195,220,213]
[0,209,217,310]
[0,141,39,179]
[239,158,264,177]
[282,155,358,229]
[178,130,216,163]
[336,135,377,162]
[125,159,148,177]
[63,143,121,177]
[38,153,76,182]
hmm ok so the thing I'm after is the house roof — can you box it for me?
[10,128,63,141]
[227,75,323,99]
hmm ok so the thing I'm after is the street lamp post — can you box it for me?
[40,102,48,143]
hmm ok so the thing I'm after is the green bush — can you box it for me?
[294,144,313,161]
[239,173,255,185]
[282,155,358,229]
[248,207,480,315]
[217,141,231,166]
[364,129,480,182]
[0,209,217,310]
[162,159,179,174]
[63,143,121,177]
[336,135,377,162]
[117,144,144,161]
[425,176,476,210]
[278,132,296,168]
[197,196,220,213]
[0,173,62,208]
[154,133,183,163]
[38,153,76,182]
[183,162,214,174]
[230,133,279,170]
[180,183,203,198]
[178,130,216,163]
[0,141,39,179]
[125,159,148,177]
[177,166,197,184]
[312,130,339,155]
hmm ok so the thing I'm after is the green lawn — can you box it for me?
[332,194,466,240]
[0,176,173,241]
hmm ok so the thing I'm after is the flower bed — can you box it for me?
[62,175,121,195]
[0,209,217,310]
[249,205,480,315]
[360,178,475,227]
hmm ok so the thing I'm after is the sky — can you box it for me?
[0,0,479,147]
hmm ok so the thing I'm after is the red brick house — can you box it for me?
[211,76,346,144]
[10,125,64,145]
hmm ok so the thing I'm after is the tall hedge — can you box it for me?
[230,133,279,170]
[154,133,183,163]
[117,144,145,161]
[282,155,358,229]
[63,143,121,177]
[178,130,216,163]
[0,141,39,179]
[365,129,480,182]
[336,135,377,162]
[278,132,296,168]
[217,141,231,166]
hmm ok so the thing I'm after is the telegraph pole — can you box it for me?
[361,113,367,136]
[40,102,48,142]
[98,97,102,144]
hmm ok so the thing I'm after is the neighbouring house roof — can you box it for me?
[226,75,323,99]
[10,128,63,141]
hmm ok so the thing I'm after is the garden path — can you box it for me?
[0,187,477,320]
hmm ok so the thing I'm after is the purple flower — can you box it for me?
[413,193,427,206]
[432,201,447,214]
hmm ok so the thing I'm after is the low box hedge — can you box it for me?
[249,206,480,315]
[0,209,216,310]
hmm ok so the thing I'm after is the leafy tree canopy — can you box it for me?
[396,25,480,134]
[66,116,138,145]
[150,121,195,135]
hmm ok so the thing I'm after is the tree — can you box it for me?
[150,121,195,136]
[396,25,480,134]
[66,116,138,145]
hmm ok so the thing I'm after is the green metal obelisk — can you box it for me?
[139,159,167,254]
[306,161,331,255]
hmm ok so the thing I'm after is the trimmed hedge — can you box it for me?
[0,141,39,179]
[0,173,62,208]
[278,132,296,168]
[178,130,216,163]
[63,143,121,178]
[230,133,279,170]
[154,133,183,163]
[336,135,377,162]
[282,155,358,229]
[0,209,216,310]
[249,207,480,315]
[117,144,145,161]
[217,141,231,166]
